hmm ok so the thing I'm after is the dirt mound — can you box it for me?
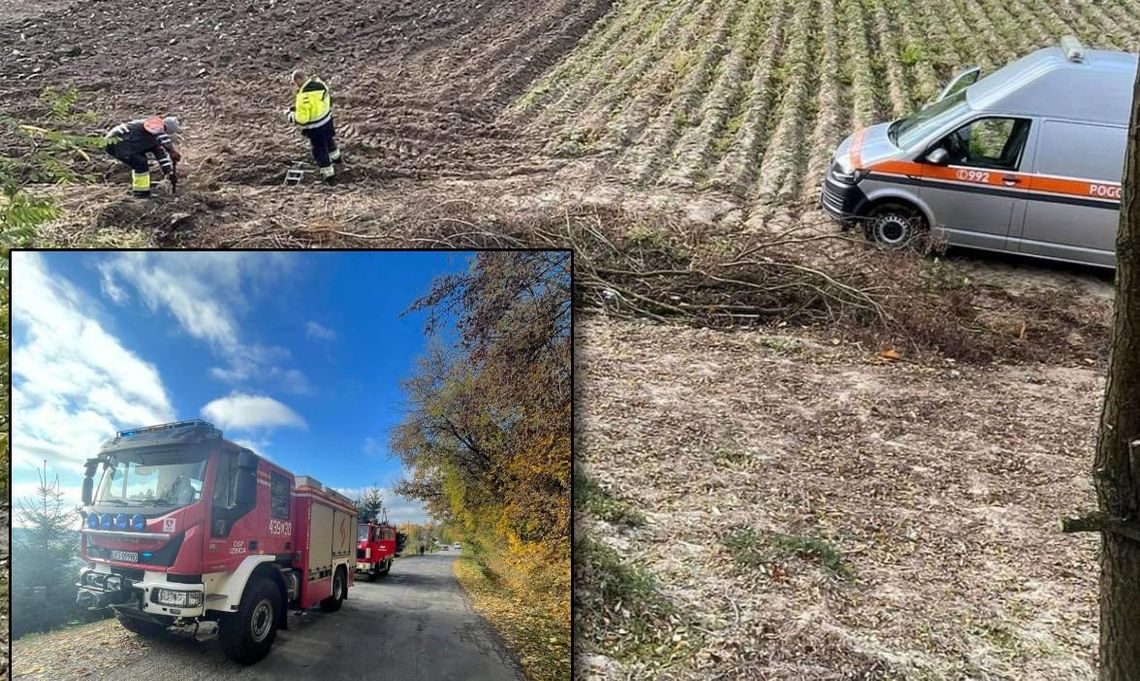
[91,190,238,246]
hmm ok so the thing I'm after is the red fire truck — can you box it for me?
[74,420,357,664]
[356,521,397,580]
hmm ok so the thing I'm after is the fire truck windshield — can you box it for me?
[95,451,208,508]
[358,525,370,542]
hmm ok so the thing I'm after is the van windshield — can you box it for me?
[890,90,969,149]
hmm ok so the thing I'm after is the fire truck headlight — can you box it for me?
[100,513,112,530]
[131,514,145,531]
[115,513,128,530]
[86,513,99,530]
[105,575,122,591]
[156,589,201,607]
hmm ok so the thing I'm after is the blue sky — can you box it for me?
[10,251,475,525]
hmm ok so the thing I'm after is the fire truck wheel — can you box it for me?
[320,567,346,612]
[116,614,167,638]
[376,557,391,577]
[219,577,280,665]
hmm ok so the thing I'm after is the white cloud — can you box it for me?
[201,393,307,432]
[11,252,175,473]
[332,486,430,524]
[363,437,379,456]
[98,252,309,394]
[305,321,336,340]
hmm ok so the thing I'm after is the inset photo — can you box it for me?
[8,250,571,680]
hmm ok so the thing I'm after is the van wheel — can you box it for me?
[864,202,927,250]
[219,576,279,665]
[320,568,346,612]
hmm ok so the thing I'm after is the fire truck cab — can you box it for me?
[75,420,357,664]
[356,522,397,580]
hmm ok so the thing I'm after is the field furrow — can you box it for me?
[1048,0,1119,51]
[747,0,819,225]
[1076,2,1133,50]
[655,0,773,189]
[547,0,708,157]
[702,0,793,196]
[592,0,725,156]
[517,0,681,129]
[972,0,1039,58]
[958,0,1018,65]
[703,0,793,195]
[1096,3,1140,49]
[888,0,942,107]
[937,0,999,72]
[1018,0,1077,50]
[613,0,751,186]
[864,0,909,118]
[837,0,879,128]
[800,0,845,205]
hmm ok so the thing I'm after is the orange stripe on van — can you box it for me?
[850,128,867,169]
[865,159,1121,203]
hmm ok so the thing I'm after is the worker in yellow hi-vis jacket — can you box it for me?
[286,70,342,185]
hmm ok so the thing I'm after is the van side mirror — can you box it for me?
[924,148,949,165]
[937,66,981,101]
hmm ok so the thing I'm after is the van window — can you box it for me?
[933,117,1031,170]
[1034,120,1126,182]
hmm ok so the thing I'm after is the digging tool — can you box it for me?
[169,166,178,195]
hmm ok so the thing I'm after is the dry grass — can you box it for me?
[576,318,1101,679]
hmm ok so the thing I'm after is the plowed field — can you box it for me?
[512,0,1140,230]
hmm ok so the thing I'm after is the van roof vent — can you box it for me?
[1059,35,1085,63]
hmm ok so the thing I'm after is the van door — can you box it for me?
[1017,119,1123,267]
[919,116,1033,252]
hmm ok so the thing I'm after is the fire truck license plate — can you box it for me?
[110,550,138,562]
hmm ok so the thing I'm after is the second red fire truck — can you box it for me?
[74,420,357,664]
[356,521,398,580]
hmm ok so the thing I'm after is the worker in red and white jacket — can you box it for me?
[104,115,181,197]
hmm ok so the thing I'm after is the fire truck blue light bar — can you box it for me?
[117,419,221,439]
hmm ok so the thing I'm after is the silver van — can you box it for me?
[821,37,1133,268]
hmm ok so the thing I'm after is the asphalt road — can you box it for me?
[16,553,525,681]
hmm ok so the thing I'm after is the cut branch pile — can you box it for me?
[250,199,1110,365]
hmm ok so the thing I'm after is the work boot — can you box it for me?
[323,175,337,186]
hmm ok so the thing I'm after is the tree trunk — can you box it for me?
[1095,64,1140,681]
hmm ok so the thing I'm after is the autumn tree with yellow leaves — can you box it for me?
[393,251,571,612]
